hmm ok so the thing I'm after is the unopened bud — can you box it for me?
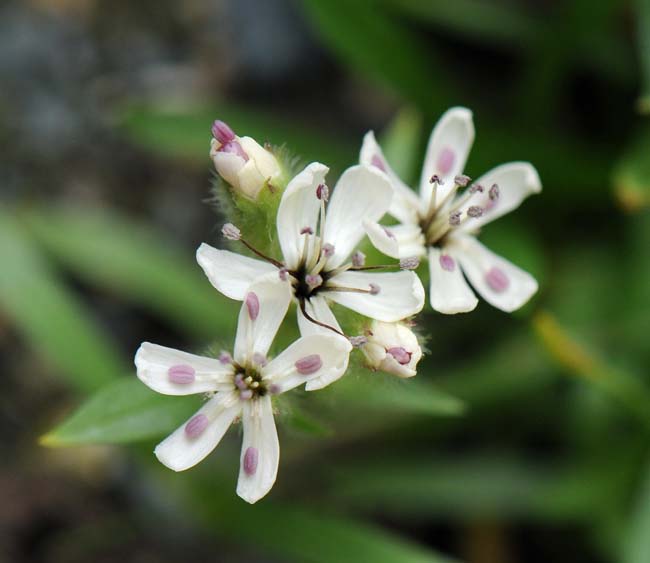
[211,120,236,144]
[360,321,421,378]
[222,223,241,241]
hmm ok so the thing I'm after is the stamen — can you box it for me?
[268,383,281,395]
[439,254,456,272]
[220,140,248,161]
[387,346,411,365]
[234,373,247,390]
[243,447,258,476]
[306,274,323,289]
[322,243,335,257]
[245,292,260,320]
[369,283,381,295]
[211,120,236,144]
[449,211,462,226]
[222,223,241,241]
[437,147,455,175]
[467,206,484,218]
[400,256,420,270]
[168,364,195,384]
[252,352,267,367]
[295,354,323,375]
[454,174,471,188]
[349,335,368,348]
[429,174,444,185]
[469,184,484,194]
[316,183,329,201]
[383,227,396,240]
[485,267,510,293]
[185,414,209,438]
[239,389,253,400]
[489,183,500,200]
[351,251,366,268]
[219,351,233,365]
[299,299,346,337]
[371,154,387,172]
[300,226,314,235]
[278,268,288,281]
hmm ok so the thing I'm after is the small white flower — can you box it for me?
[360,321,422,378]
[134,275,350,504]
[196,162,425,387]
[210,120,281,200]
[360,107,541,314]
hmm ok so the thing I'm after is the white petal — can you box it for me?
[196,244,276,300]
[212,151,246,188]
[360,131,421,224]
[239,136,281,180]
[263,334,351,392]
[135,342,233,395]
[419,107,474,210]
[276,162,328,269]
[363,219,400,258]
[297,294,342,337]
[451,236,538,312]
[457,162,542,233]
[323,165,393,268]
[236,395,279,504]
[154,393,240,472]
[325,270,424,321]
[364,220,427,259]
[233,274,292,364]
[428,246,478,314]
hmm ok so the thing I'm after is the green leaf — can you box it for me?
[300,0,446,112]
[379,107,423,183]
[21,206,239,340]
[623,459,650,563]
[613,129,650,211]
[636,0,650,113]
[42,378,199,446]
[0,208,126,392]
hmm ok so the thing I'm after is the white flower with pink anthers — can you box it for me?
[134,276,349,504]
[360,107,541,314]
[196,161,425,387]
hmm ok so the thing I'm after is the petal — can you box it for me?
[325,270,424,321]
[323,164,393,268]
[360,131,421,224]
[239,136,280,180]
[419,107,474,210]
[196,244,276,300]
[297,295,342,337]
[428,246,478,314]
[457,162,542,233]
[236,395,279,504]
[212,151,246,187]
[263,334,351,392]
[364,220,426,259]
[276,162,329,269]
[233,274,292,364]
[135,342,233,395]
[154,393,240,472]
[451,236,538,312]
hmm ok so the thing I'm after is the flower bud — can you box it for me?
[361,321,422,378]
[210,121,281,200]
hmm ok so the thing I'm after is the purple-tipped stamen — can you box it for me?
[489,183,500,201]
[485,267,510,293]
[400,256,420,270]
[322,243,335,257]
[300,226,314,235]
[449,211,462,226]
[278,268,289,281]
[369,283,381,295]
[211,120,236,144]
[245,292,260,321]
[316,183,329,201]
[467,206,484,218]
[387,346,411,365]
[243,447,259,476]
[429,174,444,185]
[168,364,196,384]
[349,335,368,348]
[351,251,366,268]
[469,184,484,194]
[454,174,471,188]
[295,354,323,375]
[185,414,209,438]
[219,351,233,365]
[306,274,323,289]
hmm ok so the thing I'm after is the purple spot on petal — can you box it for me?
[485,267,510,293]
[185,414,209,438]
[269,383,281,395]
[168,364,196,384]
[439,254,455,272]
[436,147,455,175]
[295,354,322,375]
[245,292,260,321]
[244,446,258,476]
[371,154,386,172]
[387,346,412,365]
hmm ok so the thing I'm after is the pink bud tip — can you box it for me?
[439,254,455,272]
[371,155,386,172]
[185,414,209,438]
[387,346,411,365]
[211,120,236,144]
[168,364,196,384]
[220,140,249,161]
[437,147,455,176]
[295,354,322,375]
[243,446,258,476]
[485,267,510,293]
[245,292,260,320]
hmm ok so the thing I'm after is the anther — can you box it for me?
[352,251,366,268]
[316,183,329,201]
[295,354,323,375]
[439,254,455,272]
[211,120,236,144]
[306,274,323,289]
[185,414,209,438]
[168,364,195,384]
[243,447,259,476]
[234,373,247,390]
[322,243,335,257]
[239,389,253,400]
[449,211,462,226]
[349,335,368,348]
[222,223,241,241]
[469,184,484,194]
[467,206,484,218]
[429,174,444,185]
[369,283,381,295]
[220,140,248,161]
[219,351,233,365]
[278,268,288,281]
[489,183,500,201]
[300,226,314,235]
[387,346,411,365]
[268,383,281,395]
[454,174,471,187]
[400,256,420,270]
[245,292,260,320]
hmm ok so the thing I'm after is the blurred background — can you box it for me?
[1,0,650,562]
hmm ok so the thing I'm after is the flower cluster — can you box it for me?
[135,109,541,503]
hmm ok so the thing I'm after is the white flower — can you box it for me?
[360,107,541,314]
[360,320,422,378]
[196,162,425,388]
[134,275,350,504]
[210,120,281,200]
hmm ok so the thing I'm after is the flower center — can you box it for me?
[233,364,269,400]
